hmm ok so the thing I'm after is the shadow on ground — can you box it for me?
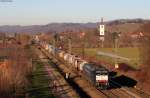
[109,74,137,89]
[49,60,91,98]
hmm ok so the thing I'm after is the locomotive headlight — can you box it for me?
[96,75,108,82]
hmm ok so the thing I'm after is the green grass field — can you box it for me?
[73,47,140,68]
[27,61,55,98]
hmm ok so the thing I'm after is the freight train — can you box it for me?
[39,42,109,90]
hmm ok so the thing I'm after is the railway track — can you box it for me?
[53,53,139,98]
[98,89,119,98]
[123,87,150,98]
[39,47,110,98]
[59,55,150,98]
[109,79,150,98]
[60,59,121,98]
[39,47,123,98]
[39,46,150,98]
[34,46,80,98]
[109,82,135,98]
[55,56,135,98]
[45,65,71,98]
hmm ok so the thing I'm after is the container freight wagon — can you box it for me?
[83,63,109,89]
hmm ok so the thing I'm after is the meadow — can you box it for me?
[73,47,140,68]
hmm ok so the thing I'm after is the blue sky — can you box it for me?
[0,0,149,25]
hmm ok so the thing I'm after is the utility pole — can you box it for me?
[68,37,72,54]
[114,36,118,69]
[82,36,85,59]
[112,32,121,69]
[53,33,57,56]
[53,38,56,56]
[67,31,72,78]
[80,32,85,59]
[3,33,6,47]
[68,32,72,54]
